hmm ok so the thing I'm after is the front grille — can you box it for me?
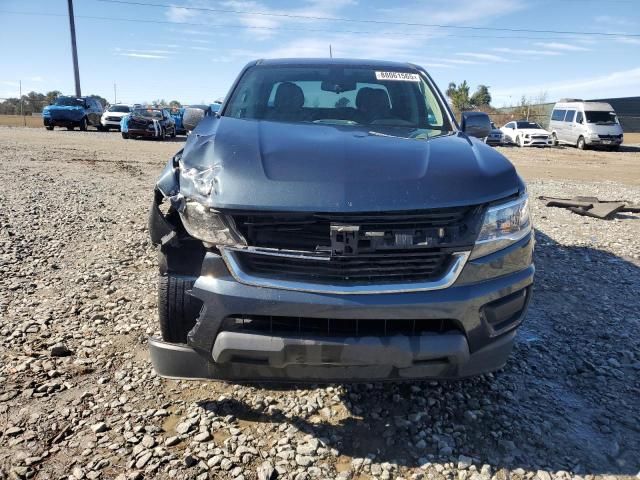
[234,249,453,285]
[227,207,480,286]
[598,134,622,140]
[129,119,149,128]
[231,207,478,251]
[107,116,121,121]
[221,314,462,337]
[531,135,548,140]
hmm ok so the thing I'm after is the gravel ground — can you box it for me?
[0,127,638,480]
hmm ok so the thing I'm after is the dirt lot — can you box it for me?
[0,115,42,128]
[0,127,638,480]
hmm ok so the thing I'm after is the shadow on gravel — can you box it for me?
[199,230,639,475]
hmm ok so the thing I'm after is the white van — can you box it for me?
[549,100,623,150]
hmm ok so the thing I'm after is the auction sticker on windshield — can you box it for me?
[375,71,420,82]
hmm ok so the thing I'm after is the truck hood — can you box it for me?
[176,116,523,211]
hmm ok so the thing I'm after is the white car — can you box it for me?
[500,120,552,147]
[100,104,134,131]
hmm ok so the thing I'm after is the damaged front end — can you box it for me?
[149,143,533,383]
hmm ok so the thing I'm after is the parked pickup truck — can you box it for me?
[148,58,534,383]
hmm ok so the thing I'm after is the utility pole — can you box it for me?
[19,80,25,126]
[67,0,81,97]
[114,82,117,104]
[329,44,333,58]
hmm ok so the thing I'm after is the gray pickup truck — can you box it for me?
[148,58,534,383]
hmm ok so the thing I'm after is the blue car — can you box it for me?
[169,107,186,135]
[43,96,103,131]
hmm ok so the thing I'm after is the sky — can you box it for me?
[1,0,639,106]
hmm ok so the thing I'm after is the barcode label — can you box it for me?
[375,71,420,82]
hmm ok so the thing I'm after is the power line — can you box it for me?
[0,10,629,41]
[96,0,640,38]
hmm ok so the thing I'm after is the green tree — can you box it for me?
[471,84,491,107]
[89,94,108,108]
[45,90,62,105]
[446,81,471,112]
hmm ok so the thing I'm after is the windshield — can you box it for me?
[585,110,618,125]
[132,109,163,119]
[224,65,453,136]
[516,121,541,129]
[55,97,84,107]
[108,105,130,113]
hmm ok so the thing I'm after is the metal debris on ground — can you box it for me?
[539,196,640,219]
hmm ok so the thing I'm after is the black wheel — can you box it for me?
[97,125,105,132]
[551,133,558,146]
[158,274,202,343]
[121,132,129,139]
[516,136,523,147]
[159,128,166,141]
[45,126,54,131]
[79,117,88,131]
[171,127,176,138]
[609,145,620,151]
[66,126,74,131]
[577,136,586,150]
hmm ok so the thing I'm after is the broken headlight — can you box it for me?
[179,200,245,246]
[470,194,531,260]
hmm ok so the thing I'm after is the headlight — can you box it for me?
[469,194,531,260]
[179,200,245,246]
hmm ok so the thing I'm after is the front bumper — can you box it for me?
[586,137,623,146]
[101,119,122,128]
[128,128,159,137]
[150,232,535,382]
[44,117,81,128]
[522,137,551,147]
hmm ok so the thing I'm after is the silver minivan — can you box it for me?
[549,100,623,150]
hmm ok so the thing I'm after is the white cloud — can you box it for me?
[166,6,196,23]
[492,47,562,56]
[534,42,590,51]
[118,53,168,59]
[456,52,511,62]
[616,37,640,45]
[492,66,640,104]
[115,48,173,55]
[594,15,635,28]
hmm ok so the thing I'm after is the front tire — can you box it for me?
[517,136,524,147]
[121,132,129,139]
[45,126,54,131]
[158,274,202,343]
[159,128,166,141]
[577,136,586,150]
[551,133,558,146]
[67,126,74,131]
[79,117,88,131]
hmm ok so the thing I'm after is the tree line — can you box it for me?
[0,92,185,116]
[0,91,109,115]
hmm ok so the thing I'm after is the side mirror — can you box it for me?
[461,111,491,138]
[182,106,207,132]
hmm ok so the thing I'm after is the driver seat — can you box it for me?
[356,87,391,123]
[267,82,306,122]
